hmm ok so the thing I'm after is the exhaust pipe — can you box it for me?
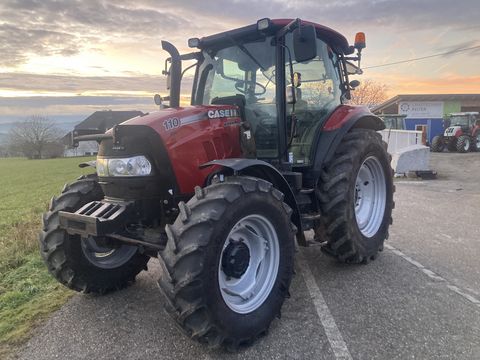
[161,41,182,108]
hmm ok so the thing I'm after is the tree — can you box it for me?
[348,79,388,108]
[8,116,63,159]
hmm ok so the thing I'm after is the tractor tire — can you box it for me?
[39,174,149,294]
[447,139,457,152]
[474,134,480,152]
[430,136,445,152]
[316,129,394,264]
[158,177,295,350]
[456,135,471,153]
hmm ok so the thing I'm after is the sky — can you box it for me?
[0,0,479,124]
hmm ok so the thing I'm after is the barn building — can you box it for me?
[64,110,143,157]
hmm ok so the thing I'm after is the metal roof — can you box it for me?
[373,94,480,113]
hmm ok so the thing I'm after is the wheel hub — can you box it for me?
[354,156,387,238]
[221,240,250,279]
[218,214,280,314]
[80,235,137,269]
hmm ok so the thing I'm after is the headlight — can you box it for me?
[96,156,152,177]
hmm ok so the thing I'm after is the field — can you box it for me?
[0,157,94,357]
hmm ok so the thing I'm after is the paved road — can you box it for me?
[15,153,480,359]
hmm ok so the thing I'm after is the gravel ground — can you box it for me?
[14,152,480,360]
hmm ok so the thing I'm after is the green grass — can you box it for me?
[0,157,94,357]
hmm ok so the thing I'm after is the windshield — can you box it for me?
[196,37,276,106]
[194,36,279,158]
[449,116,471,127]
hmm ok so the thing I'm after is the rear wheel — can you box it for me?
[158,177,295,350]
[473,133,480,151]
[317,129,394,263]
[456,135,471,153]
[39,174,149,294]
[431,136,445,152]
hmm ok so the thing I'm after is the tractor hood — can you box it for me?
[101,105,243,195]
[119,105,241,137]
[444,126,462,137]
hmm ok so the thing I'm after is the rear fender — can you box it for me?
[313,106,384,173]
[200,159,305,246]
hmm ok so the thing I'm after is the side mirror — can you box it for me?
[293,72,302,88]
[293,24,317,63]
[154,94,162,106]
[349,80,360,89]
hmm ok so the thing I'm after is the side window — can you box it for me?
[289,39,341,111]
[285,37,342,166]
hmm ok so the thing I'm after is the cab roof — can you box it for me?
[197,18,352,55]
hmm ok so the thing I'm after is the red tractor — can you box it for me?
[431,112,480,153]
[40,18,394,349]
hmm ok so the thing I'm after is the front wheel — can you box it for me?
[317,129,394,263]
[158,177,295,350]
[39,175,149,294]
[456,135,471,153]
[430,136,445,152]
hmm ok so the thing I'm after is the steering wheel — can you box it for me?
[235,80,267,96]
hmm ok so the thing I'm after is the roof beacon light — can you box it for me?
[354,32,366,50]
[188,37,200,48]
[257,18,271,32]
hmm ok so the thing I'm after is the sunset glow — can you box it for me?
[1,0,479,122]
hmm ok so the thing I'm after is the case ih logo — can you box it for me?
[207,109,239,119]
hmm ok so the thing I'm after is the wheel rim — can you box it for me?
[477,134,480,149]
[354,156,387,238]
[218,214,280,314]
[80,236,138,269]
[464,138,470,151]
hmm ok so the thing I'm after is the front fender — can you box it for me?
[200,159,305,246]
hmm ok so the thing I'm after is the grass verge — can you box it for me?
[0,157,94,358]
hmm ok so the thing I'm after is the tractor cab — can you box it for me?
[160,18,365,167]
[446,112,479,130]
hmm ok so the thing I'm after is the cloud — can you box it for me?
[0,24,83,66]
[0,72,167,93]
[2,0,479,69]
[0,0,195,67]
[367,74,480,96]
[0,95,158,120]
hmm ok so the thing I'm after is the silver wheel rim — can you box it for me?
[80,236,137,269]
[464,138,470,151]
[218,214,280,314]
[354,156,387,238]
